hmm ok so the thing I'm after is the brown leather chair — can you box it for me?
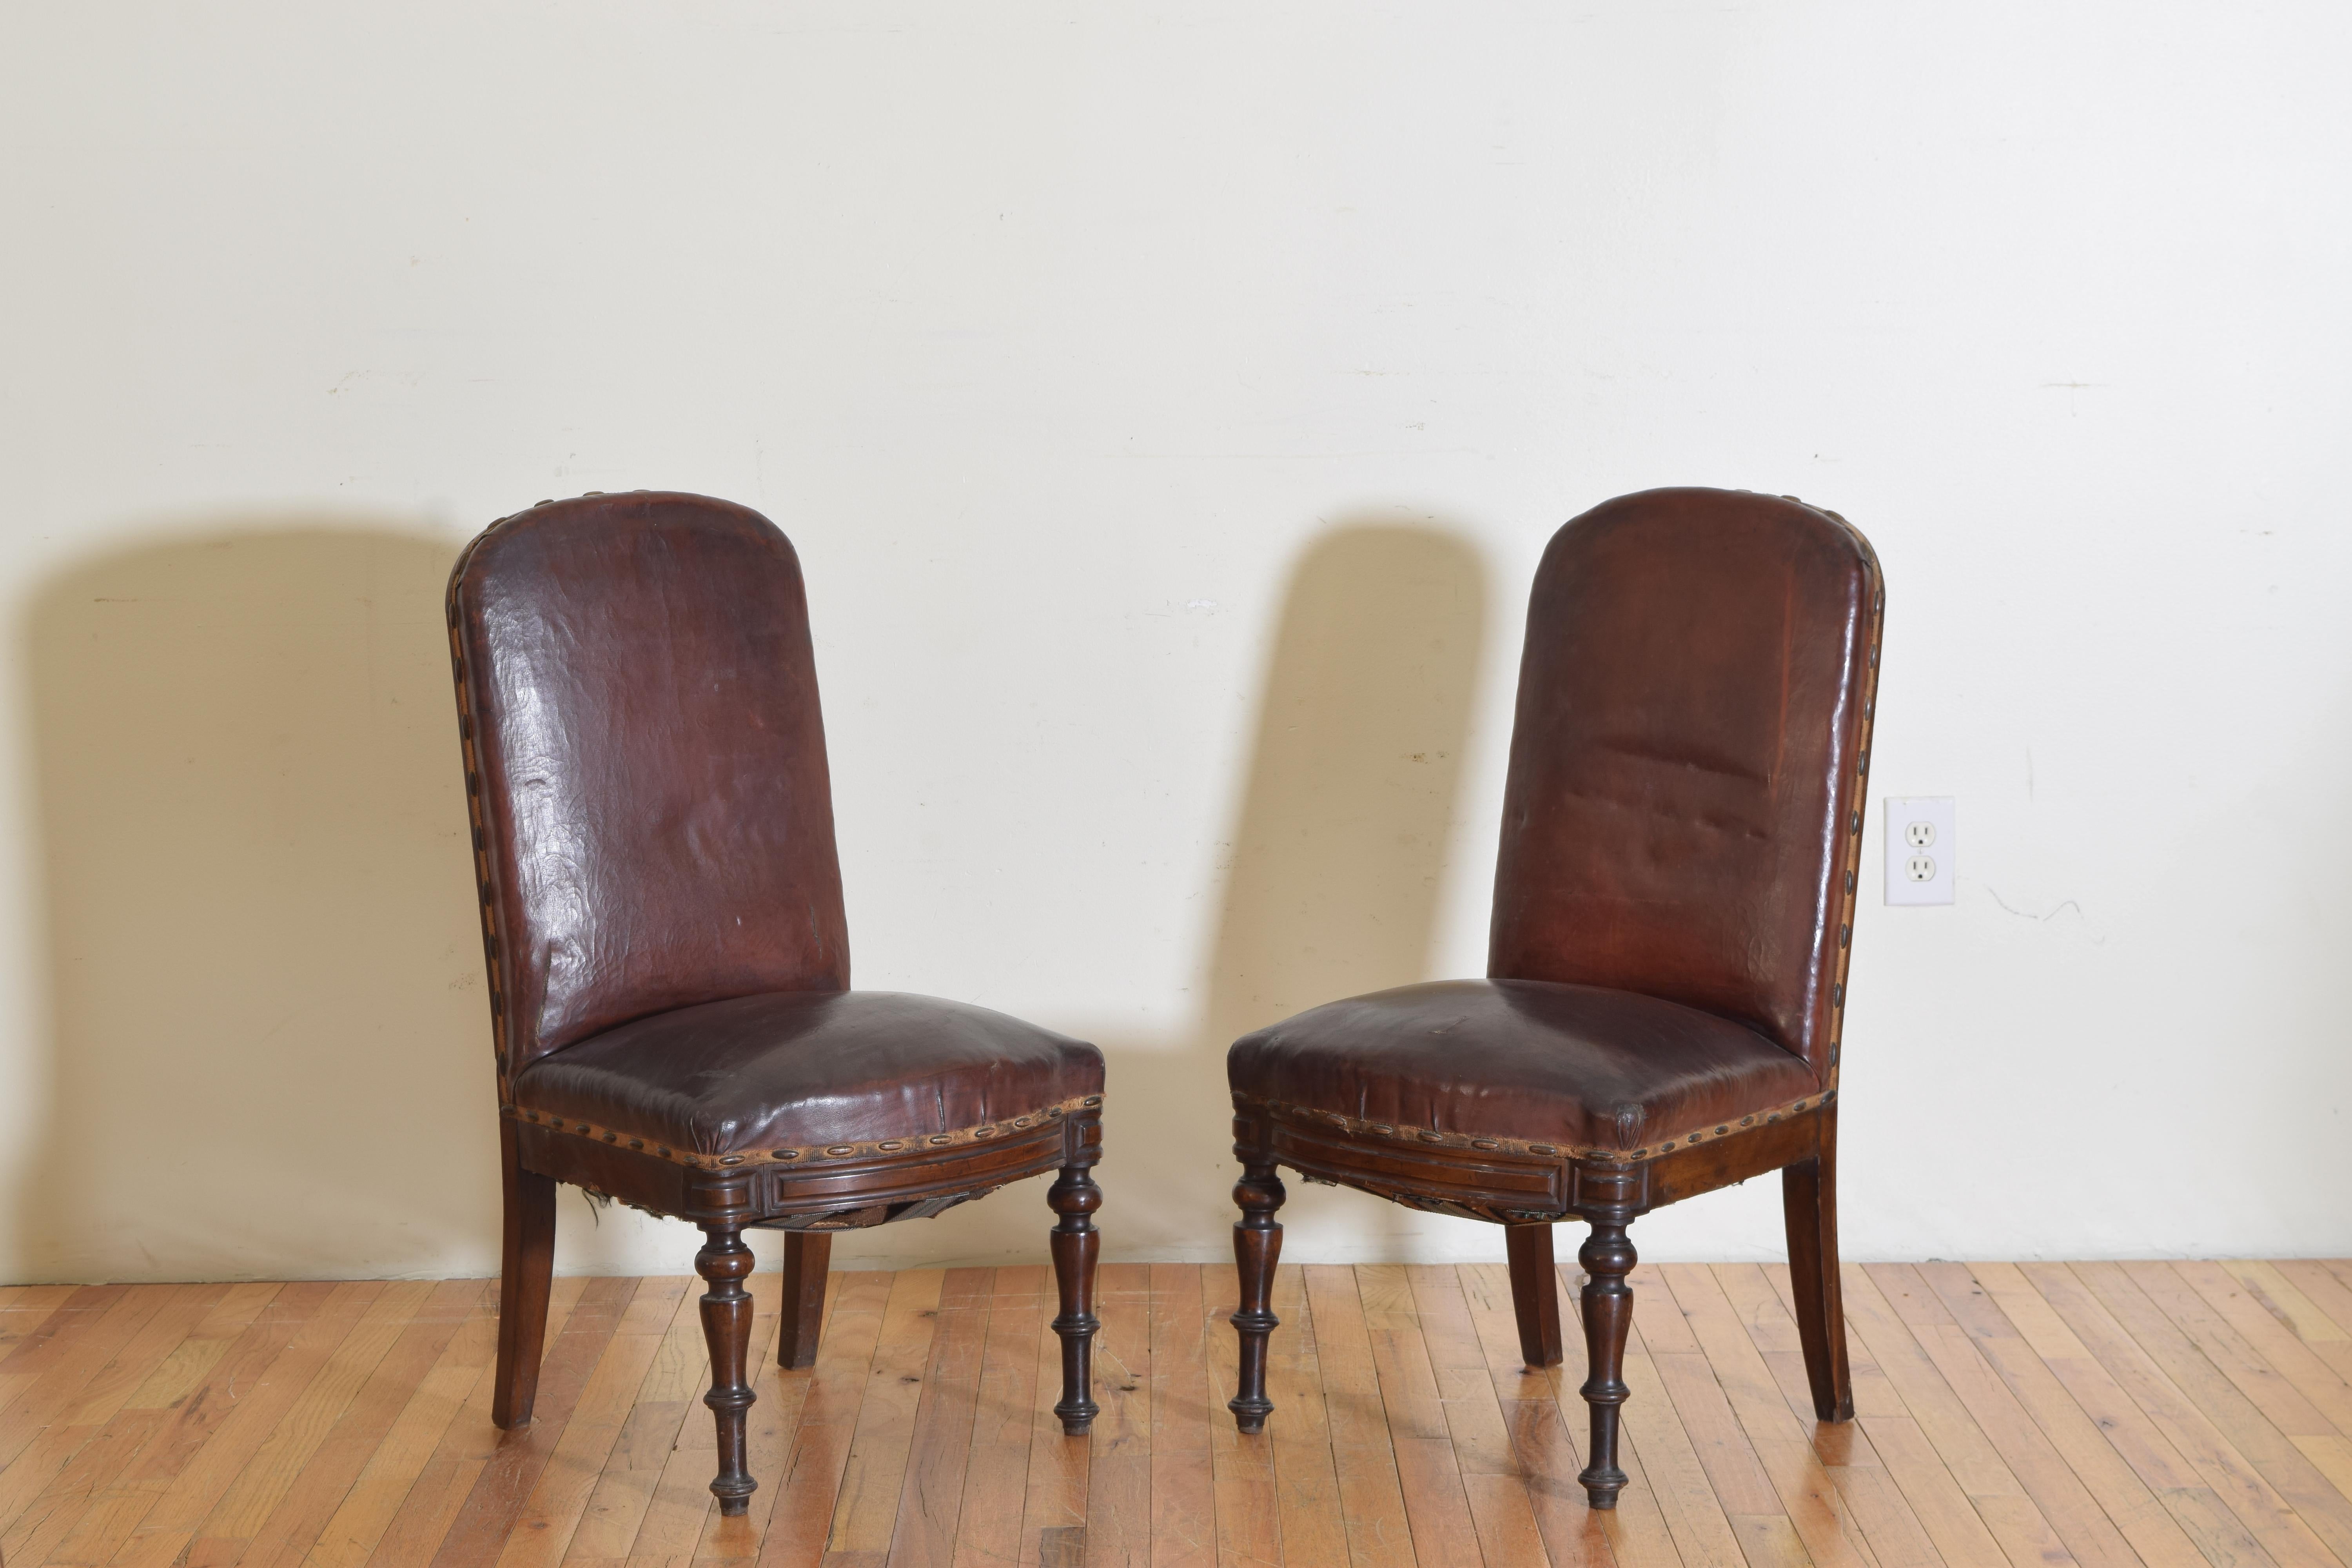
[446,492,1105,1515]
[1222,488,1881,1508]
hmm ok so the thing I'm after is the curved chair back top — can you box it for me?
[448,492,850,1094]
[1488,488,1882,1082]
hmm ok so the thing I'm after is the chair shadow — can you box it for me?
[1170,518,1490,1262]
[14,513,1488,1283]
[13,521,497,1281]
[858,518,1492,1269]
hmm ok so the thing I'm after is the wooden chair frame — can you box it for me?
[1226,1094,1849,1504]
[1223,490,1879,1508]
[447,492,1106,1517]
[492,1100,1103,1512]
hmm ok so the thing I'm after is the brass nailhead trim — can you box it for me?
[1236,1091,1829,1165]
[510,1092,1099,1171]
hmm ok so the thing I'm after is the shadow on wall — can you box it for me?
[14,515,1488,1279]
[15,522,496,1281]
[1098,519,1490,1263]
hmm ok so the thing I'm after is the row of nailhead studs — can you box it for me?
[1642,1089,1836,1155]
[1240,1089,1833,1164]
[508,1093,1104,1169]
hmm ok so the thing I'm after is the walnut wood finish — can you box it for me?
[778,1231,830,1370]
[1231,1036,1848,1506]
[1048,1162,1104,1433]
[1504,1223,1563,1368]
[450,492,1105,1511]
[1782,1101,1855,1420]
[1223,488,1882,1509]
[1227,1161,1286,1432]
[1574,1165,1641,1503]
[491,1117,556,1429]
[695,1225,757,1514]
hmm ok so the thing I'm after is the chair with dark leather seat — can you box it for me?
[447,491,1105,1516]
[1222,487,1882,1509]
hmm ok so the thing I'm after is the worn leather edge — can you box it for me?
[1797,494,1884,1096]
[446,512,526,1105]
[1231,1086,1836,1165]
[506,1091,1106,1170]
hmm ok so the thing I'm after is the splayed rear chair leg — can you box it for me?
[492,1120,555,1429]
[1506,1222,1565,1368]
[778,1232,829,1370]
[1783,1104,1855,1421]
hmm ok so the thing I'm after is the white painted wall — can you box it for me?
[2,2,2345,1283]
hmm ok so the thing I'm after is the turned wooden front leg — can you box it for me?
[1228,1161,1285,1433]
[1575,1215,1638,1508]
[1048,1165,1102,1434]
[695,1225,758,1515]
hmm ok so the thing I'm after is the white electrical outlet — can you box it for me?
[1885,797,1955,906]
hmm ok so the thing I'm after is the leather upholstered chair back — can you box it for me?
[1487,488,1882,1080]
[448,493,851,1091]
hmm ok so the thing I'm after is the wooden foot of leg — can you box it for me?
[1048,1164,1102,1434]
[695,1224,758,1515]
[1228,1161,1285,1433]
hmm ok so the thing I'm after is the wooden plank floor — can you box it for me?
[5,1260,2352,1567]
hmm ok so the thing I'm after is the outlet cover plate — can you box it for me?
[1884,796,1955,906]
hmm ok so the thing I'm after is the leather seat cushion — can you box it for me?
[1228,979,1822,1157]
[513,990,1103,1159]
